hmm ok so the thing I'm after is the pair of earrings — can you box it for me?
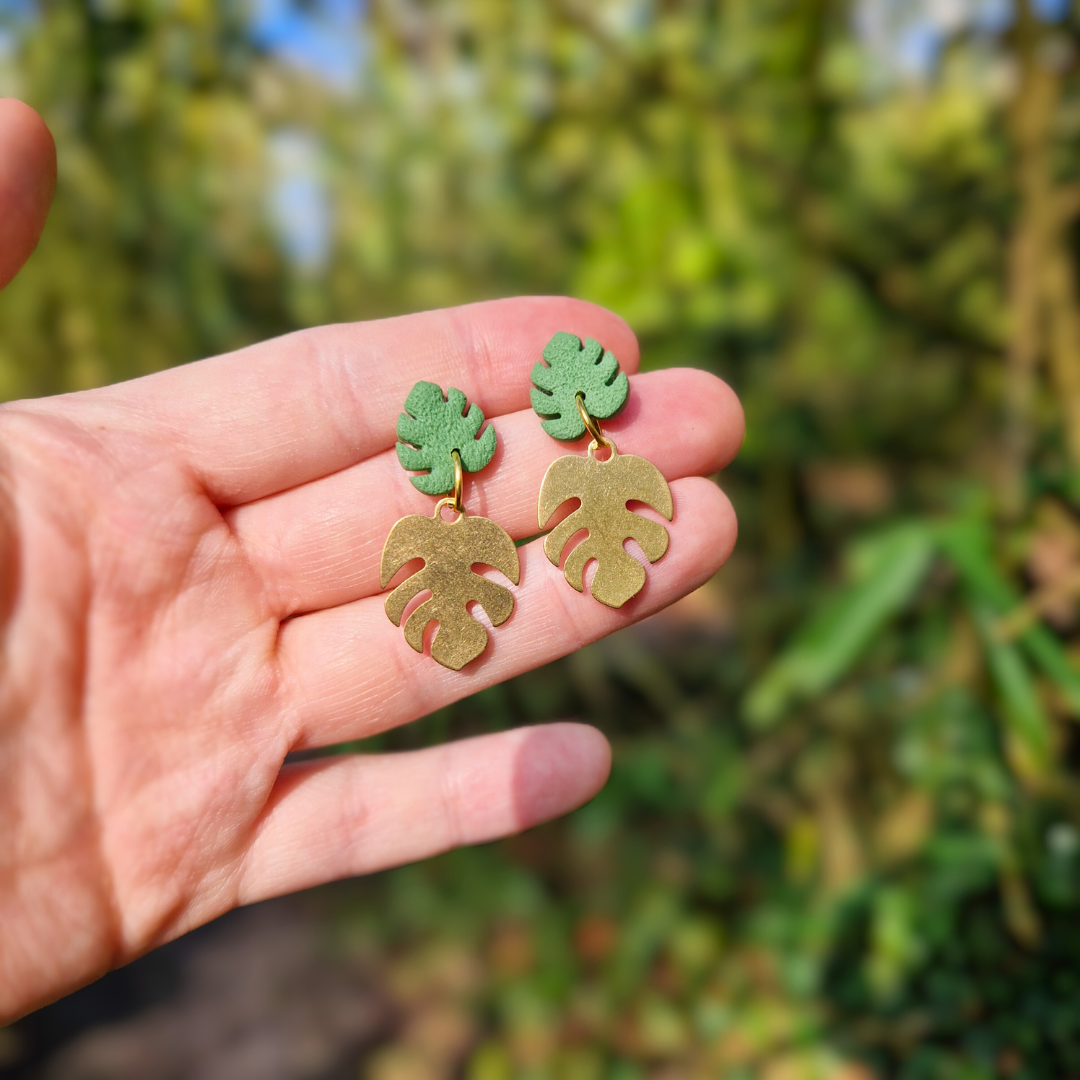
[379,332,674,670]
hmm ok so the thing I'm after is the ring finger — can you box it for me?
[276,475,736,751]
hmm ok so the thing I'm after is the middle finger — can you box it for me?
[227,367,742,617]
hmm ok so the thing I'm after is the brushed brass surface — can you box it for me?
[380,505,520,670]
[538,443,673,609]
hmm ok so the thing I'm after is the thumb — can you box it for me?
[0,98,56,289]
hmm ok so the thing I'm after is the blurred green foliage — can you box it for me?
[6,0,1080,1076]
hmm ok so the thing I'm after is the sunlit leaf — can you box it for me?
[744,522,936,727]
[939,518,1080,715]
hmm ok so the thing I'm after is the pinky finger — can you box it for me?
[236,722,611,903]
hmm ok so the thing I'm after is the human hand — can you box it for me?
[0,99,742,1020]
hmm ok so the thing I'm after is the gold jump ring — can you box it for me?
[450,448,464,513]
[575,392,615,455]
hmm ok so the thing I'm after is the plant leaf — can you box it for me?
[937,518,1080,715]
[969,602,1052,780]
[531,332,630,441]
[396,382,497,495]
[744,522,936,728]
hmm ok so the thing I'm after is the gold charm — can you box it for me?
[380,499,520,670]
[538,396,673,608]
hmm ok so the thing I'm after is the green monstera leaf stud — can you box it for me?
[395,382,497,495]
[530,332,629,441]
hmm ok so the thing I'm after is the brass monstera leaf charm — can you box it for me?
[380,510,520,670]
[538,447,673,609]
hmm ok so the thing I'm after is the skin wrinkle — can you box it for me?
[336,765,374,876]
[437,745,468,851]
[97,587,230,756]
[342,620,429,730]
[233,783,285,903]
[272,587,312,740]
[226,446,407,613]
[328,325,378,461]
[133,691,287,859]
[151,514,233,615]
[287,320,400,464]
[300,576,517,744]
[111,332,325,506]
[242,766,307,894]
[286,329,359,478]
[107,723,276,950]
[102,475,278,735]
[0,647,32,872]
[156,766,259,941]
[82,572,165,957]
[1,858,97,1010]
[270,612,310,752]
[374,615,417,739]
[188,508,283,640]
[23,432,128,976]
[58,425,269,953]
[236,757,375,903]
[30,404,164,487]
[115,669,280,812]
[319,321,407,450]
[233,522,306,620]
[347,641,418,736]
[16,698,85,855]
[453,302,496,399]
[75,446,208,607]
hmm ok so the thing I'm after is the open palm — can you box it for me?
[0,100,742,1020]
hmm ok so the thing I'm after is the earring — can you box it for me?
[532,332,673,609]
[380,381,520,670]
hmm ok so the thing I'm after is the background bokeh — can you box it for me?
[4,1,1080,1077]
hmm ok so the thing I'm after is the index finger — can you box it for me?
[27,297,640,505]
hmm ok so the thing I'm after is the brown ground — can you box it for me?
[2,891,392,1080]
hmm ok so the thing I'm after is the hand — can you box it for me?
[0,99,743,1020]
